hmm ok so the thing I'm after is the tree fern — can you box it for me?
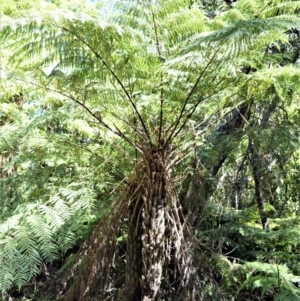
[1,0,300,299]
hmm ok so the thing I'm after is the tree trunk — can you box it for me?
[125,146,169,300]
[250,140,269,231]
[57,142,203,301]
[249,97,278,231]
[124,141,204,300]
[180,103,252,225]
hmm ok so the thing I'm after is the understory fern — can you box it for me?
[201,204,300,300]
[241,262,300,301]
[0,185,97,294]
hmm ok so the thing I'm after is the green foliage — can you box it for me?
[0,182,99,292]
[0,0,299,299]
[0,67,120,294]
[241,262,300,300]
[200,203,300,299]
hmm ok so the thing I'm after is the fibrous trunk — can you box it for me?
[126,145,169,300]
[125,144,194,300]
[58,144,202,301]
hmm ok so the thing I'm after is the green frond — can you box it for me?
[1,9,127,67]
[222,8,246,23]
[207,18,228,30]
[240,262,300,299]
[0,215,23,236]
[0,266,14,294]
[184,17,298,57]
[0,178,97,292]
[0,0,40,17]
[262,1,300,18]
[160,8,205,47]
[0,232,41,292]
[157,0,192,18]
[235,0,260,16]
[276,288,300,301]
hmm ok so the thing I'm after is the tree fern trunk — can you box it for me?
[140,148,166,300]
[126,146,168,300]
[59,144,202,301]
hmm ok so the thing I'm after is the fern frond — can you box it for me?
[235,0,260,16]
[160,8,205,47]
[1,10,126,70]
[222,8,246,22]
[185,17,298,57]
[241,262,300,299]
[157,0,192,18]
[262,1,300,18]
[276,287,300,301]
